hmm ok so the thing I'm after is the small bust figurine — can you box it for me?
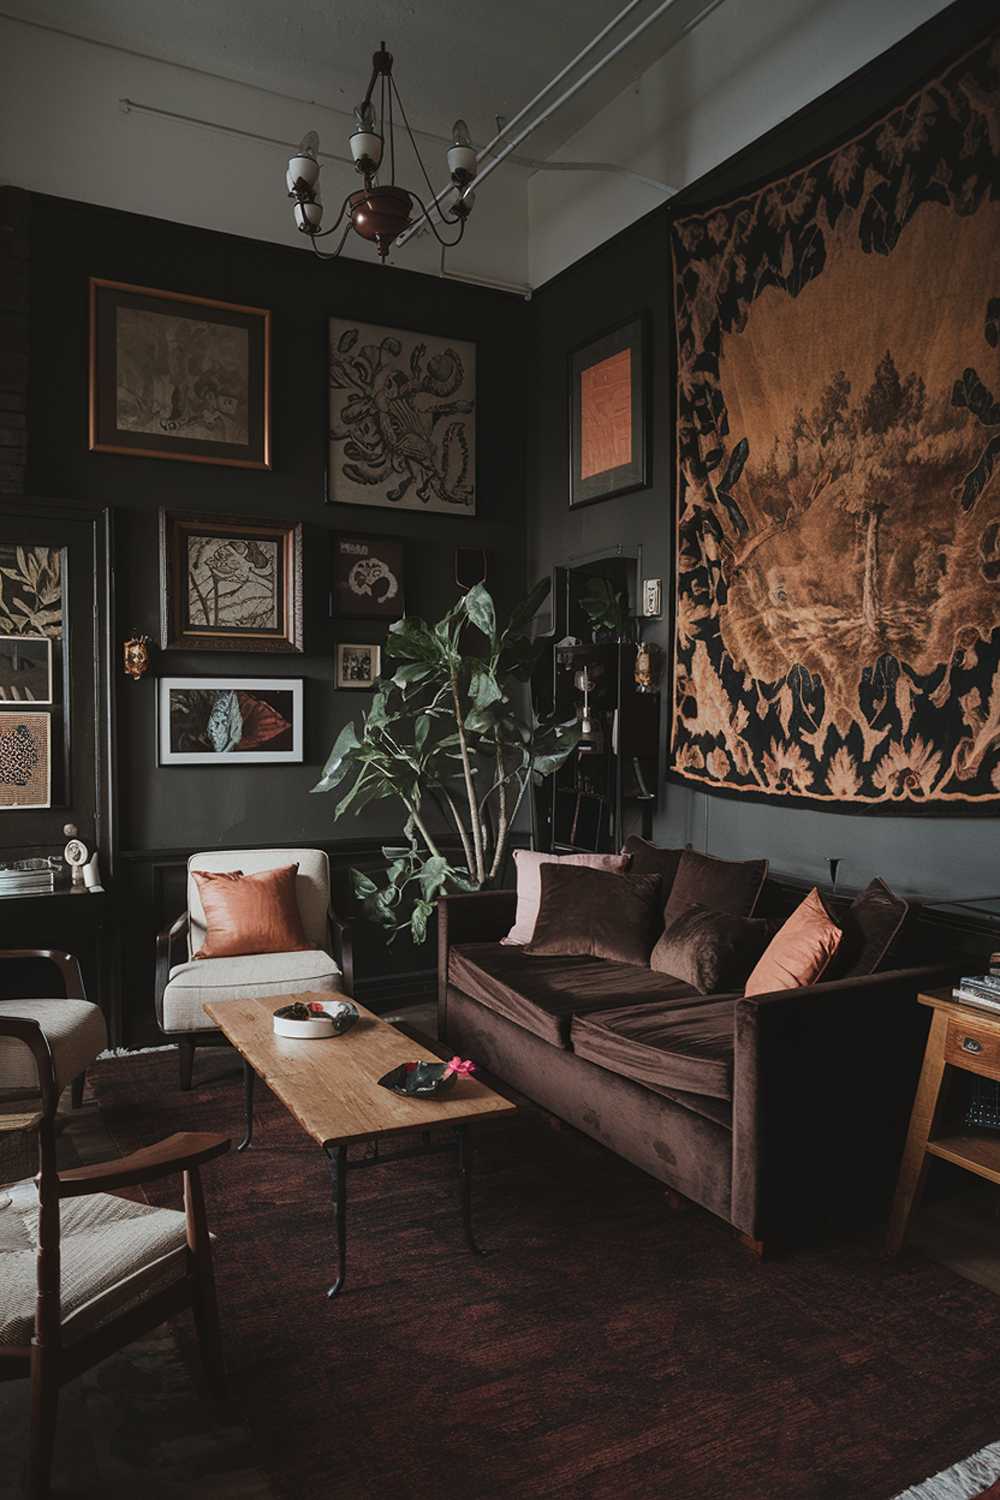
[123,634,152,681]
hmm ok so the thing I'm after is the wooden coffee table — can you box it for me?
[203,994,516,1297]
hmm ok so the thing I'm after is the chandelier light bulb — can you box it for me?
[286,130,321,198]
[350,99,383,174]
[447,118,476,186]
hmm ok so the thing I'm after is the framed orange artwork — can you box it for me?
[569,316,647,508]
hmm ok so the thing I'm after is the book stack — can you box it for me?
[0,858,60,898]
[953,958,1000,1014]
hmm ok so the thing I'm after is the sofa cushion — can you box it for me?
[525,866,663,967]
[664,849,768,926]
[162,949,341,1034]
[831,878,909,978]
[448,942,701,1048]
[502,849,629,945]
[571,997,738,1101]
[745,887,843,996]
[622,836,684,903]
[650,903,771,993]
[192,863,311,959]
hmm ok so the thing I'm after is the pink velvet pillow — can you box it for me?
[502,849,630,945]
[744,887,842,996]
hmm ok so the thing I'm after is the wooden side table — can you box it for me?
[886,988,1000,1255]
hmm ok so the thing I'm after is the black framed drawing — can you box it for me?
[159,510,303,653]
[90,279,271,469]
[569,316,648,508]
[331,534,405,620]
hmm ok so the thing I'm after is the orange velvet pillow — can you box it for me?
[744,887,842,996]
[192,864,311,959]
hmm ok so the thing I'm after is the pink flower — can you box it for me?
[308,1001,328,1015]
[443,1057,476,1079]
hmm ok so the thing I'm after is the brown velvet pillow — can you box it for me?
[650,903,772,994]
[664,849,768,926]
[622,836,684,904]
[192,863,311,959]
[525,865,663,967]
[829,877,909,978]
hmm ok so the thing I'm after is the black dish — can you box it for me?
[377,1061,457,1098]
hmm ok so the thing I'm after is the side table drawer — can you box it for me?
[945,1017,1000,1080]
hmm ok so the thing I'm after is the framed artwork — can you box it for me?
[0,710,51,809]
[569,317,648,508]
[329,318,476,514]
[336,643,381,690]
[89,278,271,469]
[159,510,303,653]
[158,678,303,765]
[0,635,52,703]
[332,534,404,620]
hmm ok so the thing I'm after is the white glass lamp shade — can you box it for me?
[293,197,323,232]
[350,130,383,171]
[447,143,477,182]
[287,131,320,198]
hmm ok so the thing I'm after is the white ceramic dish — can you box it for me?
[272,999,358,1039]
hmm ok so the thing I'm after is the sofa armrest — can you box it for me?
[731,962,957,1241]
[437,890,517,1035]
[154,912,189,1033]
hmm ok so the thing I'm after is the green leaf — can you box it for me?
[469,666,502,709]
[504,576,551,638]
[393,661,436,689]
[414,716,430,753]
[311,721,361,794]
[417,854,449,901]
[410,899,435,945]
[464,705,498,735]
[351,869,379,900]
[386,616,440,663]
[464,583,496,642]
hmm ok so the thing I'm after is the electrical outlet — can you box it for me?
[642,578,662,617]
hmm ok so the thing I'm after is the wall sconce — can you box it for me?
[123,634,152,680]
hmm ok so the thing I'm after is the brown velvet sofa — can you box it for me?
[438,880,955,1251]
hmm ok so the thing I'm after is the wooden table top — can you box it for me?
[919,987,1000,1030]
[203,994,517,1149]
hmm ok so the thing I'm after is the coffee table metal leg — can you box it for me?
[324,1143,348,1298]
[237,1060,255,1153]
[456,1126,484,1256]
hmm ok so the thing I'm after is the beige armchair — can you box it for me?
[155,849,351,1089]
[0,1007,229,1500]
[0,950,106,1111]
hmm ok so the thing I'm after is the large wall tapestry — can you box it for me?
[669,28,1000,814]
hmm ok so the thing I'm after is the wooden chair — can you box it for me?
[0,949,106,1110]
[0,1004,230,1500]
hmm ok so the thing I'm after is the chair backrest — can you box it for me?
[187,849,331,956]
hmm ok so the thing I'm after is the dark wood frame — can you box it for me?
[88,278,272,470]
[330,532,405,621]
[569,315,648,509]
[335,643,381,689]
[0,950,229,1499]
[158,509,303,653]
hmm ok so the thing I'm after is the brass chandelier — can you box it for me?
[284,41,477,262]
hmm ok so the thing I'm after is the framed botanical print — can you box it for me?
[0,710,51,808]
[332,534,404,620]
[159,511,303,653]
[335,643,381,689]
[569,316,648,508]
[90,278,271,469]
[328,317,476,514]
[158,677,303,765]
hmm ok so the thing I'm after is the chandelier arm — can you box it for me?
[389,78,464,228]
[309,218,354,261]
[406,190,468,250]
[306,191,353,240]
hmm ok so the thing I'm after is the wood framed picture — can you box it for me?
[158,678,303,765]
[332,534,404,620]
[335,643,381,690]
[328,318,476,514]
[569,316,647,508]
[0,635,52,703]
[159,510,303,653]
[89,278,271,469]
[0,710,51,808]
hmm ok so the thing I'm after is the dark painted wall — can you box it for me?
[527,0,998,901]
[25,193,530,858]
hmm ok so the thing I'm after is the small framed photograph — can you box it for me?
[0,636,53,704]
[158,677,303,765]
[159,510,303,652]
[332,534,404,620]
[569,316,648,508]
[336,643,381,690]
[0,710,51,808]
[90,278,271,469]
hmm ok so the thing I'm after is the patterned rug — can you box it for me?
[80,1044,1000,1500]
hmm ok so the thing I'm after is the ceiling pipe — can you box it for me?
[398,0,722,249]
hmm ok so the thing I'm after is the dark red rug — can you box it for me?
[90,1048,1000,1500]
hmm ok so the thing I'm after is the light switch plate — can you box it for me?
[642,578,662,617]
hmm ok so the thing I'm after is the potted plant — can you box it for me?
[578,576,630,642]
[312,579,579,942]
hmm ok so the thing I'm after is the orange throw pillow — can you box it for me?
[192,864,311,959]
[744,887,842,996]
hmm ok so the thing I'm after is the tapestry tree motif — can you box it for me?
[670,29,1000,812]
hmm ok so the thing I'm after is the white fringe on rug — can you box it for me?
[894,1441,1000,1499]
[96,1044,174,1059]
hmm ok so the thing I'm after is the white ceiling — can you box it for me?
[1,0,716,156]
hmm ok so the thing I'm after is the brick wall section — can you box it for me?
[0,187,29,496]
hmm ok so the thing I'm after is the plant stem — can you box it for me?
[409,805,442,861]
[489,739,509,881]
[450,669,486,884]
[439,786,475,874]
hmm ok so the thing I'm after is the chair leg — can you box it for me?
[26,1348,58,1500]
[185,1168,227,1400]
[70,1071,85,1110]
[178,1037,195,1091]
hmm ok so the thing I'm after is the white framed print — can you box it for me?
[335,643,381,689]
[158,677,303,765]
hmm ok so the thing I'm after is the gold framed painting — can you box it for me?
[89,278,271,469]
[159,510,303,653]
